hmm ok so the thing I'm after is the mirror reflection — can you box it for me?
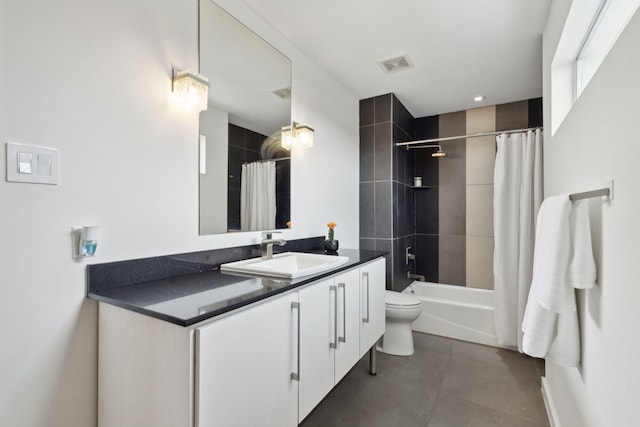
[199,0,292,235]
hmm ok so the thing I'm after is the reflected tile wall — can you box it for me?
[228,124,277,231]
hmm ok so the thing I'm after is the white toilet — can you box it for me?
[377,290,423,356]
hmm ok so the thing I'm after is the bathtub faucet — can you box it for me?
[405,247,416,264]
[407,271,426,282]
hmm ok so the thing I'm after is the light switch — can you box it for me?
[18,152,33,174]
[6,142,59,185]
[38,154,52,176]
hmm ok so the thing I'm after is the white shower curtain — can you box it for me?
[493,129,543,350]
[240,161,276,231]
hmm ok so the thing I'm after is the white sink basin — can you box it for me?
[220,252,349,279]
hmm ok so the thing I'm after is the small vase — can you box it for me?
[324,239,339,254]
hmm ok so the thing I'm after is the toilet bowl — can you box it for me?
[377,290,423,356]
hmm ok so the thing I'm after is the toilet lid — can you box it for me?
[385,291,422,308]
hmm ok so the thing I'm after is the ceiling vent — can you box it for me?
[378,54,414,74]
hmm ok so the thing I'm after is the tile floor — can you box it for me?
[301,332,549,427]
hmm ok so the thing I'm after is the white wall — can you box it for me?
[543,3,640,426]
[0,0,359,425]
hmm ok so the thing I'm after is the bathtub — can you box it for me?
[403,281,503,348]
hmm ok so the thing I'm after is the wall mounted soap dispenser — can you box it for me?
[72,225,99,259]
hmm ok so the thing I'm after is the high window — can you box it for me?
[550,0,639,134]
[575,0,640,97]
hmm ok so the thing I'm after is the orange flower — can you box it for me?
[327,222,337,241]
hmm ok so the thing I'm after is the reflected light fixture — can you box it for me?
[172,69,209,112]
[473,95,485,102]
[280,122,314,150]
[281,125,293,150]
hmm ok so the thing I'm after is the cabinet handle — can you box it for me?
[330,285,338,349]
[338,283,346,343]
[363,272,370,324]
[291,301,300,381]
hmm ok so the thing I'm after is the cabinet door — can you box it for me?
[334,268,361,382]
[196,293,299,427]
[359,258,386,357]
[298,278,335,422]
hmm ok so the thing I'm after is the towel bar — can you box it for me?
[569,180,614,202]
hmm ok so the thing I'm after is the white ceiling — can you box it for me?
[241,0,552,118]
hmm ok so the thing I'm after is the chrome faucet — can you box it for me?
[261,231,286,259]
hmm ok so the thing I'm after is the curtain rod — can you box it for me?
[243,157,291,165]
[395,127,543,148]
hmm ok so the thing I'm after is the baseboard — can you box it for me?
[541,376,559,427]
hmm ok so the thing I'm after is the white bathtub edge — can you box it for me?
[406,281,506,348]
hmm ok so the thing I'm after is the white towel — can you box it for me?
[530,195,574,312]
[520,301,557,358]
[547,200,597,366]
[567,200,597,289]
[522,195,597,366]
[522,195,572,357]
[548,311,580,366]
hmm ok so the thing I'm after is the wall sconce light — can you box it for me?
[72,225,100,259]
[280,122,314,150]
[172,69,209,112]
[294,123,314,148]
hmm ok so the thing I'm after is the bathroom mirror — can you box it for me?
[199,0,292,235]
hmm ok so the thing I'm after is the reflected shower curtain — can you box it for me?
[493,129,543,350]
[240,161,276,231]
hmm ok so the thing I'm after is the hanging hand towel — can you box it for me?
[529,195,574,312]
[546,199,597,366]
[567,200,597,289]
[522,194,572,357]
[548,310,581,366]
[522,196,597,366]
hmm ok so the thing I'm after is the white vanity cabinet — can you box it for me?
[298,268,360,422]
[97,257,385,427]
[195,292,299,427]
[359,258,386,357]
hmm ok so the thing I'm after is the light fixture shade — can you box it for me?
[281,125,293,150]
[294,123,314,148]
[173,69,209,112]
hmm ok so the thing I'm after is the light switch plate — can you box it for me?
[6,142,59,184]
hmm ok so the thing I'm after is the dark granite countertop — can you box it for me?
[87,239,386,327]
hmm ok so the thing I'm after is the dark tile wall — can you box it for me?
[496,100,529,131]
[528,98,543,128]
[360,95,542,290]
[360,94,394,288]
[413,115,440,282]
[392,96,416,291]
[227,123,290,231]
[360,93,416,291]
[409,97,542,286]
[437,112,467,285]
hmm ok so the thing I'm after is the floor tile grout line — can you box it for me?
[423,350,453,427]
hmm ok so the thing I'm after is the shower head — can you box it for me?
[431,145,446,158]
[405,143,447,157]
[432,147,446,158]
